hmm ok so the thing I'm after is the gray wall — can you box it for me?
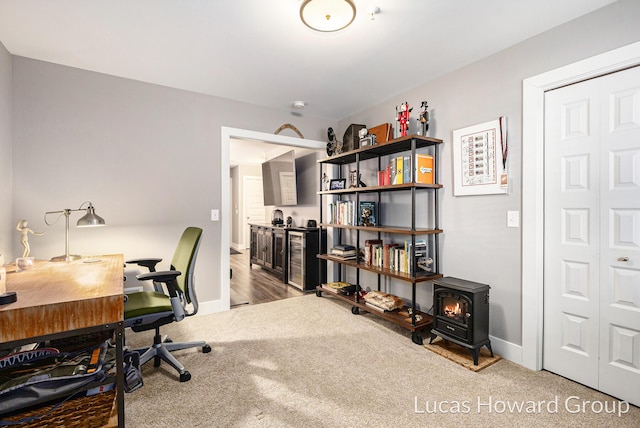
[337,0,640,346]
[0,41,11,260]
[10,57,333,304]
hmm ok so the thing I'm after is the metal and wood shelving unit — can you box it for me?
[316,134,443,345]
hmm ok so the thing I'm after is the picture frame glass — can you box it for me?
[329,179,346,190]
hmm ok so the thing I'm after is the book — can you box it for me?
[359,201,377,226]
[331,251,356,258]
[415,154,434,184]
[330,253,357,260]
[322,283,359,295]
[403,155,411,183]
[363,239,382,265]
[322,282,353,294]
[365,302,386,312]
[331,249,356,258]
[394,156,403,184]
[330,244,357,260]
[383,243,399,269]
[331,248,356,254]
[333,244,355,251]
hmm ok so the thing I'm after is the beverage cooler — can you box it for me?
[287,228,326,291]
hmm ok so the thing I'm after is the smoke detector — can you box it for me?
[292,101,306,109]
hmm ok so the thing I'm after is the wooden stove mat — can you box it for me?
[424,337,502,372]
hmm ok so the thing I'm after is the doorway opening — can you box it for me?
[221,127,326,310]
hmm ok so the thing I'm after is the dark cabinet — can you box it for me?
[273,230,286,276]
[249,224,286,281]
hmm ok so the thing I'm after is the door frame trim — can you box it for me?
[521,41,640,370]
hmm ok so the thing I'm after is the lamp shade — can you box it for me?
[300,0,356,32]
[76,205,106,227]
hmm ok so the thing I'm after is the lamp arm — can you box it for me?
[44,202,97,226]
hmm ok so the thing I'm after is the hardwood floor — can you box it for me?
[230,250,304,307]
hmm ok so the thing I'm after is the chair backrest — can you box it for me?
[170,227,203,309]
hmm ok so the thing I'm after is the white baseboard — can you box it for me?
[196,298,229,316]
[489,334,523,366]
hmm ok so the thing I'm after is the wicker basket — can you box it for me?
[0,390,117,427]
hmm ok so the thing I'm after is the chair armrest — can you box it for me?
[137,270,182,284]
[126,258,163,272]
[136,270,185,321]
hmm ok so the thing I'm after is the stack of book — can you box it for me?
[327,200,356,225]
[363,291,405,312]
[330,244,356,260]
[389,239,430,275]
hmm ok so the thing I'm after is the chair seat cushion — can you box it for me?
[124,291,173,319]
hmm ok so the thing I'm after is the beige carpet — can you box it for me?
[425,337,502,372]
[124,295,640,427]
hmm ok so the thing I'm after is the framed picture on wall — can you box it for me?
[452,118,508,196]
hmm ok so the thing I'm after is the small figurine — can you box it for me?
[349,170,358,188]
[396,102,412,137]
[16,220,44,258]
[322,172,330,191]
[349,170,367,188]
[326,127,343,156]
[418,101,429,136]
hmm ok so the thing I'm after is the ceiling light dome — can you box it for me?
[300,0,356,32]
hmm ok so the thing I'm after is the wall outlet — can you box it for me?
[211,209,220,221]
[507,210,520,228]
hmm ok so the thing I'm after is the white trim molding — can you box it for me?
[521,41,640,370]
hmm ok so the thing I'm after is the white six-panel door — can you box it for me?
[543,66,640,406]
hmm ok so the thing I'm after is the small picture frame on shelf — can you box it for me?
[329,178,346,190]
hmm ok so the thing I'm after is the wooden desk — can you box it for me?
[0,254,125,426]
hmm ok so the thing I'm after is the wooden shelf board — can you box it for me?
[316,286,433,332]
[318,182,442,196]
[317,254,442,283]
[318,134,443,165]
[319,224,443,235]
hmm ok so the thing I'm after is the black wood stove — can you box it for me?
[430,277,493,365]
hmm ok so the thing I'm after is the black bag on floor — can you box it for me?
[0,341,114,417]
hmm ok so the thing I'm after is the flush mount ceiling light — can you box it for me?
[300,0,356,32]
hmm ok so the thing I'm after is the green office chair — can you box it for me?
[124,227,211,382]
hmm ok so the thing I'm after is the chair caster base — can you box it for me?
[180,371,191,382]
[203,344,211,353]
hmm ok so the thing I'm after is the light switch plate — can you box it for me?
[507,210,519,228]
[211,209,220,221]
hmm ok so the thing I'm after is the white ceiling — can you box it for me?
[0,0,618,122]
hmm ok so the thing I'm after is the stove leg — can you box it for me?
[470,348,479,365]
[486,342,494,358]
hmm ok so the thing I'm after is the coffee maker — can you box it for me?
[271,209,283,226]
